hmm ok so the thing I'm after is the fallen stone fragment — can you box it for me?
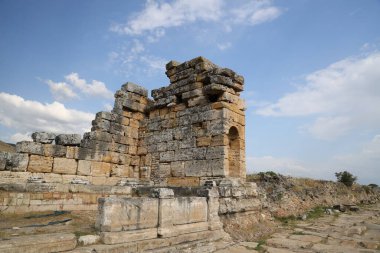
[78,234,100,246]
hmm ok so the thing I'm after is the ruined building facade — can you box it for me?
[1,56,246,191]
[0,57,257,252]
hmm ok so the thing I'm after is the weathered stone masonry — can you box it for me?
[1,56,246,190]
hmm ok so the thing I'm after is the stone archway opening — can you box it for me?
[228,126,240,178]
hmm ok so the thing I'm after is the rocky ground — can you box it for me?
[215,203,380,253]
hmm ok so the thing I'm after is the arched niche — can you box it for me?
[228,126,241,177]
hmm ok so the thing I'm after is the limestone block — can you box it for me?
[111,164,129,177]
[53,157,77,174]
[77,160,91,176]
[158,221,209,237]
[101,228,157,245]
[151,188,174,199]
[157,163,171,178]
[130,155,140,166]
[218,198,261,214]
[5,153,29,172]
[66,146,79,159]
[31,132,56,144]
[159,151,175,162]
[55,134,81,146]
[121,82,148,97]
[42,144,67,157]
[0,152,8,170]
[206,146,227,160]
[197,136,211,147]
[167,177,199,187]
[78,234,100,246]
[184,160,212,177]
[211,135,229,146]
[91,118,110,131]
[97,197,159,232]
[28,155,53,173]
[91,161,111,177]
[170,161,185,177]
[140,166,151,179]
[16,141,43,155]
[0,233,77,253]
[159,197,207,227]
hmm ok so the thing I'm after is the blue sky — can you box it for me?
[1,0,380,184]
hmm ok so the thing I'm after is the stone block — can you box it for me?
[184,160,212,177]
[77,160,91,176]
[158,221,209,237]
[91,161,111,177]
[151,188,174,198]
[78,235,100,246]
[197,136,211,147]
[158,163,171,178]
[16,141,43,155]
[53,157,77,175]
[6,153,29,172]
[66,146,79,159]
[170,161,185,177]
[167,177,200,187]
[0,152,8,170]
[55,134,81,146]
[28,155,53,173]
[0,233,77,253]
[31,132,56,144]
[97,197,158,232]
[111,164,129,177]
[42,144,67,157]
[121,82,148,97]
[101,228,157,245]
[159,151,175,162]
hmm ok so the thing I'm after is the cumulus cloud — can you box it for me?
[45,73,113,101]
[110,0,223,35]
[231,0,282,25]
[111,0,282,38]
[0,92,94,138]
[256,52,380,140]
[46,80,79,101]
[10,132,32,142]
[64,73,114,99]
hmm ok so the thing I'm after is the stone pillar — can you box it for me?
[152,188,175,237]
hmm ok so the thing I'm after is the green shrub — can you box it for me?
[335,171,357,187]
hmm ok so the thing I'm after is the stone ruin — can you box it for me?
[0,57,259,252]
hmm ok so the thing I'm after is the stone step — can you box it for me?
[0,233,77,253]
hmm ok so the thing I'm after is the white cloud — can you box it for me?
[334,135,380,184]
[110,0,223,35]
[111,0,282,39]
[217,42,231,51]
[246,155,311,178]
[231,1,282,25]
[0,92,94,138]
[65,73,114,99]
[256,52,380,140]
[10,132,32,142]
[109,39,167,76]
[46,80,79,101]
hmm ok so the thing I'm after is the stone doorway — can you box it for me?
[228,126,240,177]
